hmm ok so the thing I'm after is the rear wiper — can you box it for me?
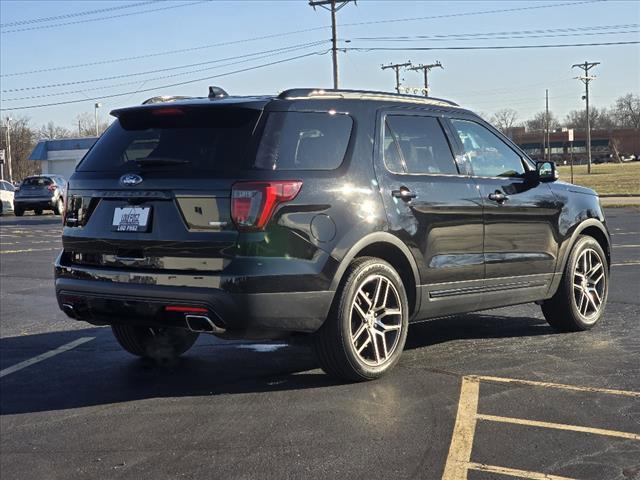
[129,157,191,167]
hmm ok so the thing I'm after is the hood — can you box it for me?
[552,180,598,197]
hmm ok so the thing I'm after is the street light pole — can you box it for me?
[94,103,102,136]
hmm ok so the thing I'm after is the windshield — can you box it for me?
[22,177,53,187]
[77,107,260,173]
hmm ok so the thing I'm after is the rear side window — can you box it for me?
[255,112,352,170]
[384,115,458,175]
[77,107,260,173]
[22,177,52,186]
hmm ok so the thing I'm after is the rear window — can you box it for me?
[254,111,352,170]
[77,107,260,173]
[22,177,52,186]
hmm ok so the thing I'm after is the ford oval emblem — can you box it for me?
[120,173,143,186]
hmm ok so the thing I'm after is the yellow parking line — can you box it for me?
[442,376,480,480]
[467,462,577,480]
[613,244,640,248]
[472,375,640,398]
[477,414,640,441]
[0,247,60,254]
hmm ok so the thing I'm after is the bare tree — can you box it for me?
[525,111,560,132]
[563,106,615,130]
[75,112,109,137]
[38,121,72,140]
[490,108,519,135]
[612,93,640,129]
[0,116,39,181]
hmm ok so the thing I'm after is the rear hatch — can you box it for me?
[17,176,54,197]
[62,104,262,273]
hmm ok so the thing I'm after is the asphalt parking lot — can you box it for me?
[1,209,638,480]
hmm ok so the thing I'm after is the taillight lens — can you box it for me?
[231,181,302,231]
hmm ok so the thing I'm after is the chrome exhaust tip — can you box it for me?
[62,303,77,319]
[185,314,226,335]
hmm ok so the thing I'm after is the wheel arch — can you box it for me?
[563,219,611,271]
[329,232,421,316]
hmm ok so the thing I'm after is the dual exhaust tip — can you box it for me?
[185,314,226,335]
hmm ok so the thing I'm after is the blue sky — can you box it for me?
[1,0,638,131]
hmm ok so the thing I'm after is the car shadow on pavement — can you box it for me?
[0,313,553,415]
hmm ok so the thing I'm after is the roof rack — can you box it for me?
[277,88,459,107]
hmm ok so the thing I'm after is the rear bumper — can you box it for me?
[15,197,55,209]
[55,278,332,335]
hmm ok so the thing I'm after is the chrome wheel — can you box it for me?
[573,248,606,322]
[350,274,403,366]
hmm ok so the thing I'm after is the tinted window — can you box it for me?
[450,119,524,177]
[22,177,53,187]
[77,107,260,173]
[255,112,352,170]
[384,115,457,175]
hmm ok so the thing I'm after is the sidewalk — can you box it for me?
[600,196,640,207]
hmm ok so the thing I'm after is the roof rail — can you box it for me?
[141,95,193,105]
[278,88,459,107]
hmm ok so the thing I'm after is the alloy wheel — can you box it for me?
[349,274,403,366]
[573,248,606,322]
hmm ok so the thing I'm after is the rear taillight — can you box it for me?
[231,181,302,231]
[48,184,57,192]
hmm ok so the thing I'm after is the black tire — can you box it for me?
[14,207,24,217]
[54,198,64,215]
[542,235,609,332]
[313,257,409,382]
[111,325,199,360]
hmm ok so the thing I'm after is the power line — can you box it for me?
[339,0,604,28]
[0,1,157,28]
[2,42,329,101]
[346,41,640,51]
[0,50,330,111]
[356,27,639,42]
[0,1,208,34]
[354,23,639,40]
[1,30,331,78]
[2,41,329,93]
[0,1,605,75]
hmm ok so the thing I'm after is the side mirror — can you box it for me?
[536,161,558,182]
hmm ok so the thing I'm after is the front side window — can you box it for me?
[450,119,525,177]
[383,115,458,175]
[255,111,352,170]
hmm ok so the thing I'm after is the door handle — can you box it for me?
[391,187,417,201]
[488,191,508,203]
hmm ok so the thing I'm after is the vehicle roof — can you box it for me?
[111,88,467,117]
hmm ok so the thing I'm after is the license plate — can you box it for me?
[112,207,151,232]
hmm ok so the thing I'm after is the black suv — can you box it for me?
[55,87,610,381]
[15,175,67,216]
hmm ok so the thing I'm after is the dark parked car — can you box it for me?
[55,87,610,381]
[14,175,67,216]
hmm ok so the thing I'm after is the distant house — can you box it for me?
[29,137,98,179]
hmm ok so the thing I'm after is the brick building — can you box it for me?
[511,128,640,164]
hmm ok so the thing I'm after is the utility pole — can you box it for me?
[572,61,599,174]
[4,117,13,183]
[381,61,412,94]
[545,89,550,162]
[309,0,354,89]
[408,61,443,97]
